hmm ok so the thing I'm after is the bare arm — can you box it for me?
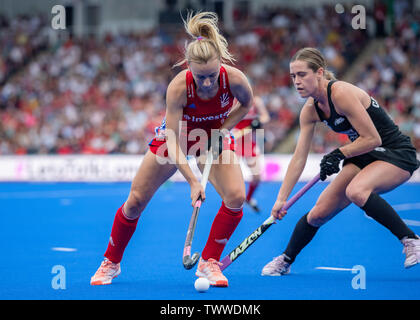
[276,101,316,203]
[332,84,382,158]
[219,66,253,131]
[165,73,200,186]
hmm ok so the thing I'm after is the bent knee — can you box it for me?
[307,205,332,227]
[223,190,246,209]
[125,190,150,218]
[345,184,371,207]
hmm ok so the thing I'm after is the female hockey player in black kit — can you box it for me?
[261,47,420,276]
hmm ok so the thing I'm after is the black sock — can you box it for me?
[361,193,416,240]
[283,213,319,264]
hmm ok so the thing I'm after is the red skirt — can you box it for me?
[149,136,235,158]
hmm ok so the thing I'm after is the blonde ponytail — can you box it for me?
[174,11,235,67]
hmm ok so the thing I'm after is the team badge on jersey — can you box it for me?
[334,117,345,126]
[220,93,230,108]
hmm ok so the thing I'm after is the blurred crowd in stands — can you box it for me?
[310,1,420,152]
[354,7,420,151]
[0,2,419,156]
[0,15,48,86]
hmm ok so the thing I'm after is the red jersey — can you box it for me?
[183,66,234,134]
[149,66,235,157]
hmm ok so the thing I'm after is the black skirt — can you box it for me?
[343,143,420,176]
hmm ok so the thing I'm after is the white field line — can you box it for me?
[403,219,420,227]
[315,267,356,272]
[393,203,420,211]
[51,247,77,252]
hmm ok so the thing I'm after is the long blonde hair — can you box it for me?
[174,11,235,67]
[291,47,336,80]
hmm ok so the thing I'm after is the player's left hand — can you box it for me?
[320,148,346,181]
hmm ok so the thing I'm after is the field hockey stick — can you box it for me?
[220,173,320,271]
[182,147,215,270]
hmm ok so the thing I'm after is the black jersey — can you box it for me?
[314,80,413,149]
[314,80,419,175]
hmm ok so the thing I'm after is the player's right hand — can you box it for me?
[190,180,205,207]
[271,199,287,220]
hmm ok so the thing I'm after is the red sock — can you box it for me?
[246,181,259,202]
[201,202,243,261]
[104,203,139,263]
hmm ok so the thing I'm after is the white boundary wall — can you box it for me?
[0,154,419,182]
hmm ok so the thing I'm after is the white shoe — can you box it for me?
[261,254,291,276]
[401,236,420,269]
[90,258,121,285]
